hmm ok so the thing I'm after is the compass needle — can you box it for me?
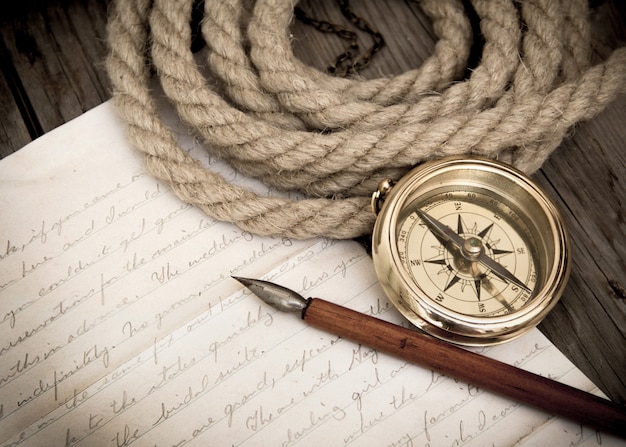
[472,262,515,313]
[417,208,531,293]
[477,251,531,293]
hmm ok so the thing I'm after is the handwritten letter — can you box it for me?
[0,103,621,446]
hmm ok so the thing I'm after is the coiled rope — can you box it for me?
[106,0,626,239]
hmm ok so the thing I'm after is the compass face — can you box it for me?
[397,190,537,317]
[371,156,570,345]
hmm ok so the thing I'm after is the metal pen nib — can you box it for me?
[232,276,308,313]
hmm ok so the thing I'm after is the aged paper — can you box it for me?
[0,102,621,446]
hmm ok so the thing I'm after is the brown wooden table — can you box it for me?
[1,0,625,407]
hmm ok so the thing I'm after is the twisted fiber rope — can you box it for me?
[106,0,626,239]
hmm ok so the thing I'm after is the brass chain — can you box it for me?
[294,0,385,76]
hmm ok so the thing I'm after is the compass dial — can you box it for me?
[397,191,537,317]
[371,156,570,345]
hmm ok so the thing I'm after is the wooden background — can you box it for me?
[1,0,625,408]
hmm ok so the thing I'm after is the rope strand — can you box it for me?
[106,0,626,239]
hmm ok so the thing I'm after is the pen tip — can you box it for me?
[231,276,307,313]
[231,276,250,286]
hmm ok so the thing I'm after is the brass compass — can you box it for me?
[371,156,570,345]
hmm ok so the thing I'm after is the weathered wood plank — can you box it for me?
[537,97,626,404]
[0,0,111,158]
[0,54,31,158]
[535,2,626,404]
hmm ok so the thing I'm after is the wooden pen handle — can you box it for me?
[303,298,626,438]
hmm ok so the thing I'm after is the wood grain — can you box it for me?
[0,0,111,157]
[535,100,626,404]
[0,0,624,407]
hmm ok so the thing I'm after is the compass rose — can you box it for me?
[423,213,517,301]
